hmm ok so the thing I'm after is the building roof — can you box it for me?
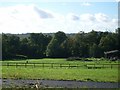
[104,50,119,54]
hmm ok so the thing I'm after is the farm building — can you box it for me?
[104,50,120,60]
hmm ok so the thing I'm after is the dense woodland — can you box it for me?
[2,28,120,60]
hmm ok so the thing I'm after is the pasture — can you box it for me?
[2,58,119,82]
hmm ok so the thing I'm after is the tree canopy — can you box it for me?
[2,29,119,60]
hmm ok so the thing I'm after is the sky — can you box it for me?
[0,0,119,34]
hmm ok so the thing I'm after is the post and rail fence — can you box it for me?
[2,62,119,69]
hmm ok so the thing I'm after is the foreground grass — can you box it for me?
[2,58,119,82]
[2,66,118,82]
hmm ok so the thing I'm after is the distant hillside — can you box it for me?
[3,33,76,39]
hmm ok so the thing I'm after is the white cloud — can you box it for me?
[80,13,95,22]
[112,19,118,23]
[0,4,118,34]
[81,2,92,6]
[79,13,117,32]
[67,13,79,21]
[95,13,110,22]
[0,4,56,33]
[115,0,120,2]
[33,6,54,19]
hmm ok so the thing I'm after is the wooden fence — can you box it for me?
[2,62,120,69]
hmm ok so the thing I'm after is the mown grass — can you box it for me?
[2,66,118,82]
[2,58,119,64]
[2,58,119,82]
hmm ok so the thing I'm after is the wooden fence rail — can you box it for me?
[2,62,120,69]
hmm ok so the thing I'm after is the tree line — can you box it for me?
[2,28,120,60]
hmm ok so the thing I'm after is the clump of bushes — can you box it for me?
[66,57,93,62]
[82,58,92,61]
[66,57,81,61]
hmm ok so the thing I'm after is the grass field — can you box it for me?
[2,58,119,82]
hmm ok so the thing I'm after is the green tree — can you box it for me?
[60,37,75,57]
[85,30,101,45]
[19,38,29,57]
[73,32,88,57]
[0,34,2,60]
[2,34,20,59]
[29,33,51,58]
[46,31,67,57]
[116,28,120,50]
[99,33,117,52]
[89,43,102,58]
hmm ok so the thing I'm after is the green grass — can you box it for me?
[2,58,119,82]
[2,66,118,82]
[2,58,84,64]
[2,58,119,65]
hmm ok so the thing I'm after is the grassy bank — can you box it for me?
[2,58,119,82]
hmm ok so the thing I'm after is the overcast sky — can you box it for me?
[0,0,119,34]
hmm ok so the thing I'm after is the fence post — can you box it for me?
[51,63,53,68]
[16,63,18,68]
[60,64,62,68]
[94,64,95,69]
[34,63,35,68]
[77,64,78,68]
[25,63,27,68]
[111,64,112,69]
[7,63,9,68]
[42,63,44,68]
[69,64,70,68]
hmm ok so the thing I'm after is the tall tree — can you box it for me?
[85,30,101,45]
[0,34,2,60]
[60,37,75,57]
[99,33,117,52]
[89,43,102,58]
[116,28,120,50]
[72,32,88,57]
[46,31,67,57]
[29,33,51,58]
[19,38,29,57]
[2,34,20,59]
